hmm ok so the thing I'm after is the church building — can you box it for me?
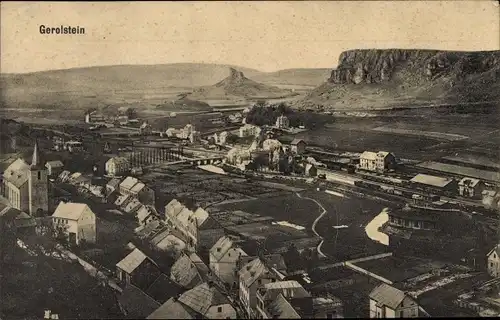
[1,142,49,216]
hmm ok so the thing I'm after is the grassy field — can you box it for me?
[217,188,389,261]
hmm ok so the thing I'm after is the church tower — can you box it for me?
[28,141,49,216]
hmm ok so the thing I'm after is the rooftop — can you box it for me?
[45,160,64,167]
[120,176,139,190]
[177,282,230,316]
[116,248,151,274]
[360,151,378,161]
[458,177,481,187]
[52,202,93,221]
[147,297,197,320]
[118,284,161,319]
[210,236,234,262]
[410,174,454,188]
[369,283,407,309]
[3,158,30,188]
[267,293,301,319]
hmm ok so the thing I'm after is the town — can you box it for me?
[1,2,499,319]
[1,98,500,319]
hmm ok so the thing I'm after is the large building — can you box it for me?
[458,177,484,198]
[52,201,97,245]
[239,124,261,138]
[359,151,396,172]
[275,115,290,129]
[1,142,49,216]
[409,174,458,194]
[105,157,130,177]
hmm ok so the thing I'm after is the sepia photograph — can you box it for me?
[0,1,499,319]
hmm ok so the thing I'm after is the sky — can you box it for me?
[1,1,499,74]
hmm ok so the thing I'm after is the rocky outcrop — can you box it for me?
[189,68,297,100]
[299,49,500,110]
[329,49,500,85]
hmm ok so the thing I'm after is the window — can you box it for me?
[326,313,334,319]
[399,311,404,317]
[38,171,41,180]
[217,307,222,313]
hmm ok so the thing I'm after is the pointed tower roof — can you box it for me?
[30,141,44,169]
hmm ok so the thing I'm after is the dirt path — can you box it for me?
[295,192,328,258]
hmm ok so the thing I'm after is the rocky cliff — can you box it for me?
[299,49,500,110]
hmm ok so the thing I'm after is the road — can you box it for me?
[295,192,329,258]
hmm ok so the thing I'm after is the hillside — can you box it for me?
[155,94,211,111]
[252,68,331,87]
[297,49,500,110]
[187,68,298,102]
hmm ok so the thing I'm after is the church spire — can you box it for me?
[31,140,41,168]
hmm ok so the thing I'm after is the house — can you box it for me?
[105,157,130,177]
[51,202,96,245]
[57,170,71,183]
[118,273,183,318]
[1,142,49,215]
[116,248,163,289]
[209,236,248,287]
[45,160,64,176]
[106,178,122,195]
[239,258,279,317]
[239,124,261,138]
[275,115,290,129]
[487,244,500,277]
[147,297,198,319]
[123,198,143,215]
[85,111,105,124]
[119,176,155,205]
[312,295,344,318]
[410,174,458,193]
[177,282,237,319]
[458,177,484,198]
[255,280,312,319]
[64,141,84,153]
[369,283,419,318]
[360,151,396,172]
[290,139,306,155]
[265,293,302,318]
[150,228,187,256]
[170,252,211,289]
[140,122,153,135]
[136,205,159,226]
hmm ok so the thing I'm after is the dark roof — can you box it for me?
[369,283,409,309]
[263,253,287,272]
[118,285,161,319]
[267,294,301,319]
[147,297,197,320]
[291,139,306,146]
[107,178,122,189]
[177,282,230,315]
[145,274,184,304]
[170,253,209,289]
[198,215,223,230]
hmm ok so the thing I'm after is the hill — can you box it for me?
[296,49,500,110]
[187,68,298,102]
